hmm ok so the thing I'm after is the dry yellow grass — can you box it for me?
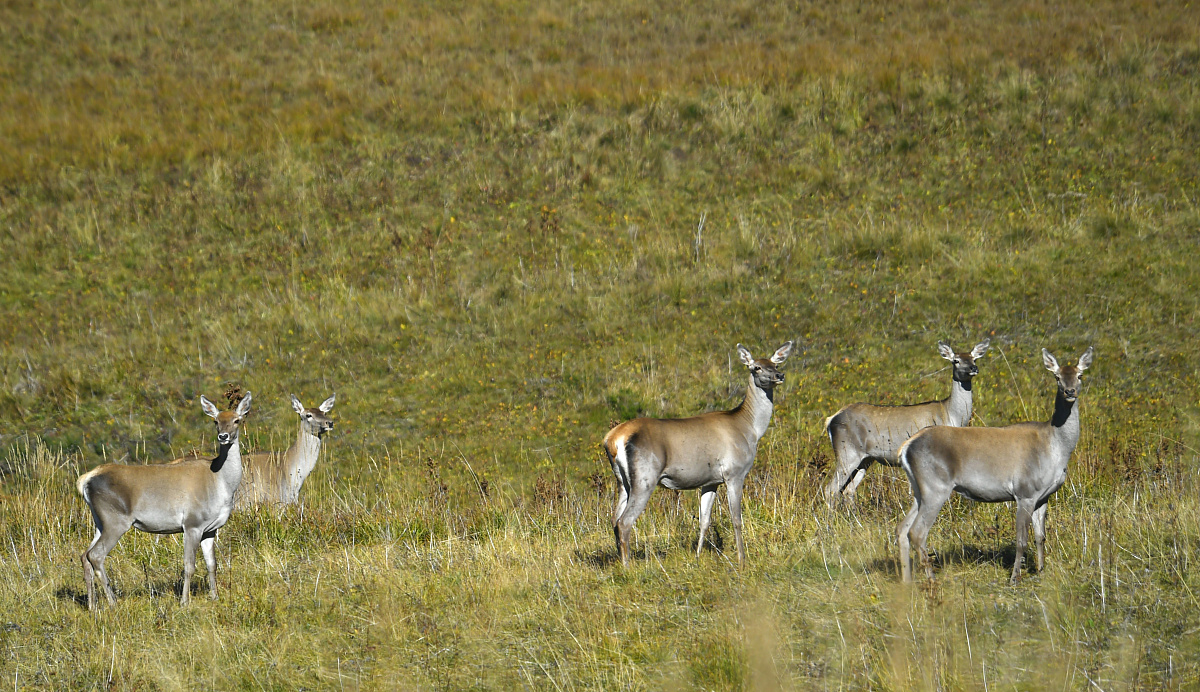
[3,0,1200,688]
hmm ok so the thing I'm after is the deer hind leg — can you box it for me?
[180,527,202,605]
[841,461,874,508]
[608,447,631,558]
[908,489,950,580]
[896,499,920,583]
[200,531,219,600]
[1011,500,1036,584]
[725,478,747,566]
[823,436,863,508]
[1031,503,1048,573]
[616,480,655,566]
[696,484,720,557]
[81,529,101,610]
[85,516,130,609]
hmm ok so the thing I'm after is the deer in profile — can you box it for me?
[897,347,1093,584]
[823,339,990,508]
[76,393,252,609]
[235,394,335,508]
[603,341,793,566]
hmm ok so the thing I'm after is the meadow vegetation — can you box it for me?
[2,0,1200,688]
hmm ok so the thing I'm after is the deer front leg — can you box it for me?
[1010,501,1035,584]
[696,485,719,557]
[1031,503,1048,573]
[181,527,201,605]
[725,478,746,566]
[200,532,219,600]
[897,500,919,583]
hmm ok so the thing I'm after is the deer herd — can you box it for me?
[74,340,1092,610]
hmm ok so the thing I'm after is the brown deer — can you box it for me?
[897,347,1093,583]
[603,342,793,566]
[823,339,990,507]
[76,393,251,609]
[236,394,335,507]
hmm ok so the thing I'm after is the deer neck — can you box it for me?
[284,425,324,498]
[211,439,243,494]
[943,375,973,425]
[735,374,775,441]
[1049,390,1080,451]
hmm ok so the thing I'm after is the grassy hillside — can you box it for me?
[2,0,1200,688]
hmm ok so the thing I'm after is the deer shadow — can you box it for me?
[576,544,672,568]
[55,586,89,610]
[865,543,1022,577]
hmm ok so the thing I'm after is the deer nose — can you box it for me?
[218,432,231,444]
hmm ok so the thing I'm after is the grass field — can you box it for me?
[2,0,1200,688]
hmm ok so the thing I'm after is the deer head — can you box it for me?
[939,338,991,383]
[201,392,252,446]
[291,394,336,438]
[1043,347,1093,402]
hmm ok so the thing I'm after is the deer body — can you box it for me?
[603,342,792,566]
[236,394,335,508]
[897,348,1092,583]
[76,394,252,609]
[823,340,989,506]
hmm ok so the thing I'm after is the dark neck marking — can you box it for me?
[1050,391,1075,428]
[211,442,233,472]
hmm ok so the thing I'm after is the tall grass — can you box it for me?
[2,0,1200,688]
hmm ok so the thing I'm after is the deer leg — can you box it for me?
[181,527,201,605]
[726,478,746,566]
[908,489,950,580]
[896,499,920,583]
[696,484,720,557]
[85,517,129,608]
[200,531,219,600]
[1011,500,1035,584]
[1032,504,1048,573]
[81,529,101,611]
[822,440,861,508]
[842,461,874,507]
[616,482,655,566]
[609,449,631,558]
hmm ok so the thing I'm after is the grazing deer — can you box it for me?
[236,394,335,508]
[897,347,1093,584]
[603,341,793,566]
[823,339,991,507]
[76,393,252,609]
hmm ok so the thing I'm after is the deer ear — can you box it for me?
[937,341,957,362]
[291,395,305,415]
[970,338,991,360]
[1042,349,1061,375]
[770,341,794,365]
[200,395,221,420]
[236,391,253,417]
[1077,346,1094,371]
[319,394,336,413]
[736,344,755,367]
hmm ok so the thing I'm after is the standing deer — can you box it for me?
[603,341,793,566]
[236,394,335,508]
[76,393,252,609]
[897,347,1093,583]
[823,339,991,507]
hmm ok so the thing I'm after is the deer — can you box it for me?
[823,339,990,508]
[896,347,1093,584]
[602,341,793,567]
[235,394,335,508]
[75,393,252,609]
